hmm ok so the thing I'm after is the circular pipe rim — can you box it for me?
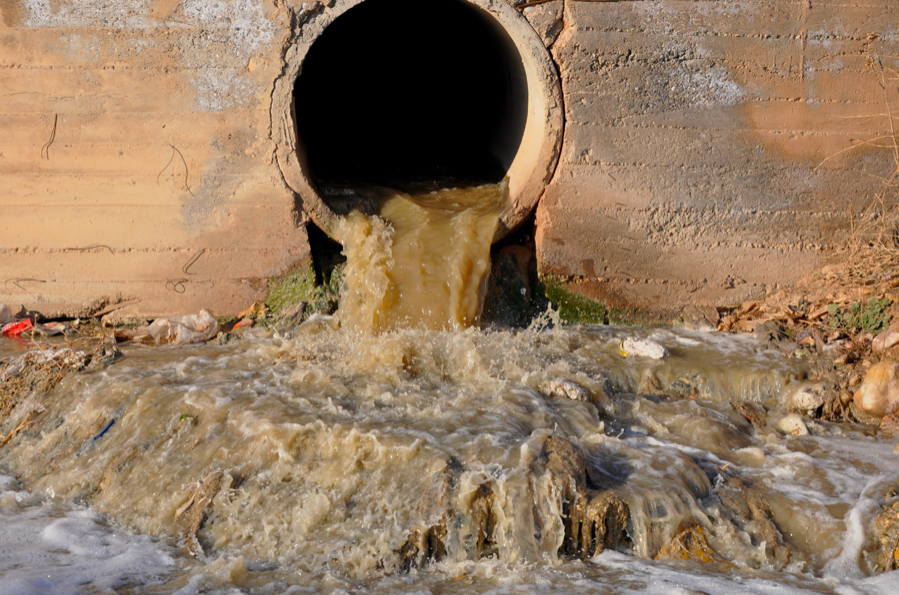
[271,0,563,242]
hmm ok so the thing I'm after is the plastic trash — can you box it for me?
[38,321,68,336]
[117,310,219,345]
[146,310,219,345]
[619,337,668,359]
[232,317,255,330]
[2,319,33,336]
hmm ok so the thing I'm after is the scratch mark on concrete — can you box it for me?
[40,114,57,161]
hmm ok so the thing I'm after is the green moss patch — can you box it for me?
[265,264,343,316]
[540,274,608,325]
[266,265,318,315]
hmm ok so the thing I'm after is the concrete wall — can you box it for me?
[1,0,898,318]
[533,0,899,315]
[0,0,310,318]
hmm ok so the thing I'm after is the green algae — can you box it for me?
[266,264,343,317]
[540,274,609,325]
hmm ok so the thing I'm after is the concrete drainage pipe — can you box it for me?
[272,0,563,241]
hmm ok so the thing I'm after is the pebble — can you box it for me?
[880,412,899,436]
[681,304,719,331]
[774,413,810,436]
[853,360,899,418]
[873,326,899,353]
[782,381,827,414]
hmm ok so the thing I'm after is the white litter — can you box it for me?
[620,337,668,359]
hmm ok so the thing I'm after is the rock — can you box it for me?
[873,326,899,353]
[543,435,587,495]
[393,458,460,572]
[576,491,629,558]
[849,401,882,426]
[637,368,662,395]
[296,313,339,334]
[781,381,827,415]
[822,340,850,353]
[277,302,306,327]
[714,475,791,567]
[755,320,786,344]
[469,483,497,557]
[840,389,854,406]
[175,469,232,557]
[731,401,768,429]
[798,334,816,347]
[620,337,668,359]
[540,378,589,401]
[874,499,899,571]
[881,413,899,436]
[682,304,720,331]
[827,329,845,342]
[774,413,809,436]
[853,361,899,418]
[656,523,724,564]
[539,436,630,560]
[0,304,9,325]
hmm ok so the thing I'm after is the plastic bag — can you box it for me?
[146,310,219,345]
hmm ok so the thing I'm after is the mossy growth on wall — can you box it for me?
[266,266,626,327]
[540,274,609,325]
[266,264,343,317]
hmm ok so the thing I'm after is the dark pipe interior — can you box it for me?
[293,0,528,186]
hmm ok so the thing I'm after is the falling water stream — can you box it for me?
[0,182,898,594]
[335,181,506,332]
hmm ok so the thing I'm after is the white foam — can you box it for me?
[834,571,899,595]
[591,550,897,595]
[0,476,174,594]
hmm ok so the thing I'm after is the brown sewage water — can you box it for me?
[0,183,898,595]
[333,180,506,332]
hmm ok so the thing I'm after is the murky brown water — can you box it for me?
[335,181,506,332]
[0,183,898,594]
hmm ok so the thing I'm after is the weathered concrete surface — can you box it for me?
[2,0,898,317]
[534,0,899,315]
[0,0,311,317]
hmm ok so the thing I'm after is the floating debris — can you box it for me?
[620,337,668,360]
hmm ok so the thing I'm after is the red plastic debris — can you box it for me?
[233,317,255,330]
[1,319,33,336]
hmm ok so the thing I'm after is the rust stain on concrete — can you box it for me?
[0,0,23,27]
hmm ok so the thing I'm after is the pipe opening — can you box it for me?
[293,0,529,186]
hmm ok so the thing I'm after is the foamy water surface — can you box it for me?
[0,322,898,594]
